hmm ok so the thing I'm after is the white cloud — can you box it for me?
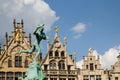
[71,23,86,39]
[76,60,83,69]
[76,45,120,69]
[24,0,35,5]
[0,0,59,35]
[74,34,82,39]
[72,23,86,33]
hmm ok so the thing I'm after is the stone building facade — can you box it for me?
[0,19,36,80]
[78,48,108,80]
[41,27,78,80]
[0,20,120,80]
[110,53,120,80]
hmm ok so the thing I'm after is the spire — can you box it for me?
[64,36,67,46]
[21,19,24,28]
[0,43,1,55]
[13,19,16,31]
[46,35,50,49]
[29,33,31,47]
[74,50,76,68]
[5,32,8,46]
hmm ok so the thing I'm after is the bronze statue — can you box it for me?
[19,24,46,61]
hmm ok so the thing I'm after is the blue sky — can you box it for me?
[0,0,120,68]
[45,0,120,60]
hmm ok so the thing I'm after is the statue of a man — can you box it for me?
[19,24,46,61]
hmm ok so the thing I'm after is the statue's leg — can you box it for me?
[34,45,41,61]
[19,45,35,54]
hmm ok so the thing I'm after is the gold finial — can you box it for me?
[74,50,76,57]
[64,36,67,42]
[54,26,59,32]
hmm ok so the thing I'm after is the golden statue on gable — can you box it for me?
[16,29,22,42]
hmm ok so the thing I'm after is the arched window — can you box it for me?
[15,56,22,67]
[58,61,65,70]
[49,60,56,70]
[55,50,59,57]
[61,51,65,57]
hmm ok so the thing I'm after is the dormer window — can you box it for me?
[61,51,65,57]
[55,50,59,57]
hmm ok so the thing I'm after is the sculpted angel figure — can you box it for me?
[19,24,46,61]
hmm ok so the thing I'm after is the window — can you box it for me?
[60,78,66,80]
[59,61,65,70]
[23,72,26,78]
[95,65,97,69]
[86,65,88,69]
[90,75,94,80]
[8,59,12,67]
[68,66,71,70]
[55,50,59,57]
[83,75,89,80]
[0,72,5,80]
[68,78,75,80]
[24,58,28,68]
[49,60,56,70]
[15,56,22,67]
[115,77,118,80]
[90,58,92,60]
[44,65,48,70]
[7,72,13,80]
[15,72,22,80]
[61,51,65,57]
[90,63,94,70]
[96,75,101,80]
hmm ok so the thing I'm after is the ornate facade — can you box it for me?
[78,48,108,80]
[41,27,78,80]
[0,19,36,80]
[0,20,120,80]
